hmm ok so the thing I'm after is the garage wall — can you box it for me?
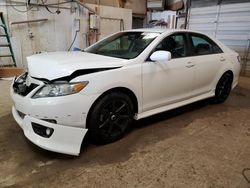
[87,4,132,40]
[151,11,177,28]
[0,1,132,68]
[188,2,250,75]
[0,2,89,67]
[82,0,146,15]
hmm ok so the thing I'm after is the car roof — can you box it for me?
[121,28,231,53]
[126,28,205,35]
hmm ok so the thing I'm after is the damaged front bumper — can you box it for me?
[12,106,87,155]
[10,75,97,156]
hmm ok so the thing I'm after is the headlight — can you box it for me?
[32,82,88,98]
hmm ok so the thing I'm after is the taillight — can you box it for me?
[237,55,241,63]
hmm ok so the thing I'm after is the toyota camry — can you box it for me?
[11,29,241,155]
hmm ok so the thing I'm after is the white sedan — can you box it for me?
[11,29,241,155]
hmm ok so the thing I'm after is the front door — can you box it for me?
[142,33,195,112]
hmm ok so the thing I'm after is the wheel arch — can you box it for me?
[86,87,139,128]
[219,70,234,83]
[212,69,234,104]
[212,69,234,93]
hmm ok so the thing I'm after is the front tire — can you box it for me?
[212,73,233,104]
[88,92,134,144]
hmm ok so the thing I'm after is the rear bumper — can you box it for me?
[12,106,87,156]
[232,60,241,89]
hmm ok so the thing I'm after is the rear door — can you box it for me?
[187,32,225,96]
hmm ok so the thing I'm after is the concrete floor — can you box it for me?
[1,77,250,188]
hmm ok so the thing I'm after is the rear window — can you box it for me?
[191,34,223,56]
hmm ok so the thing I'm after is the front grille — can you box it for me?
[42,119,57,124]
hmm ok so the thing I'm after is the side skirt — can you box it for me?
[135,91,215,120]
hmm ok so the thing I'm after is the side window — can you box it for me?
[191,34,223,56]
[155,34,187,59]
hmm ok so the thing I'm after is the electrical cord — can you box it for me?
[7,0,94,14]
[36,0,72,6]
[8,0,33,13]
[242,168,250,183]
[7,0,73,13]
[41,0,61,14]
[68,30,79,51]
[8,0,72,6]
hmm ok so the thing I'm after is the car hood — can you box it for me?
[27,51,127,81]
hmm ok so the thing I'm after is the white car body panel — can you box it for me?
[190,53,223,95]
[27,52,128,80]
[142,56,195,111]
[12,106,87,155]
[11,29,241,155]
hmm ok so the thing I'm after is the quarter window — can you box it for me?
[190,34,223,56]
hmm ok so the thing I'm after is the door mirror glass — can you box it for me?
[150,50,171,63]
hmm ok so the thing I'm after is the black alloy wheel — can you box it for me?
[88,92,134,144]
[213,73,233,104]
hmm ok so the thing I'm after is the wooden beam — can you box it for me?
[172,15,175,29]
[0,68,24,77]
[167,15,170,28]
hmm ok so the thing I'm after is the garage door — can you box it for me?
[188,2,250,75]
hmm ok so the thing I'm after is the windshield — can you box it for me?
[85,32,160,59]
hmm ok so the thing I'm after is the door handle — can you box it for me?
[186,62,195,68]
[186,64,195,68]
[220,57,226,61]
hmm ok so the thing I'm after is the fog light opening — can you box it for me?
[32,122,54,138]
[46,128,53,136]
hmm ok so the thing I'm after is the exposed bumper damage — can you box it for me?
[12,106,87,155]
[10,74,96,156]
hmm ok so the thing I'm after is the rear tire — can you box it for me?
[212,72,233,104]
[88,92,134,144]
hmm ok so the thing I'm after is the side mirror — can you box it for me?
[150,50,171,63]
